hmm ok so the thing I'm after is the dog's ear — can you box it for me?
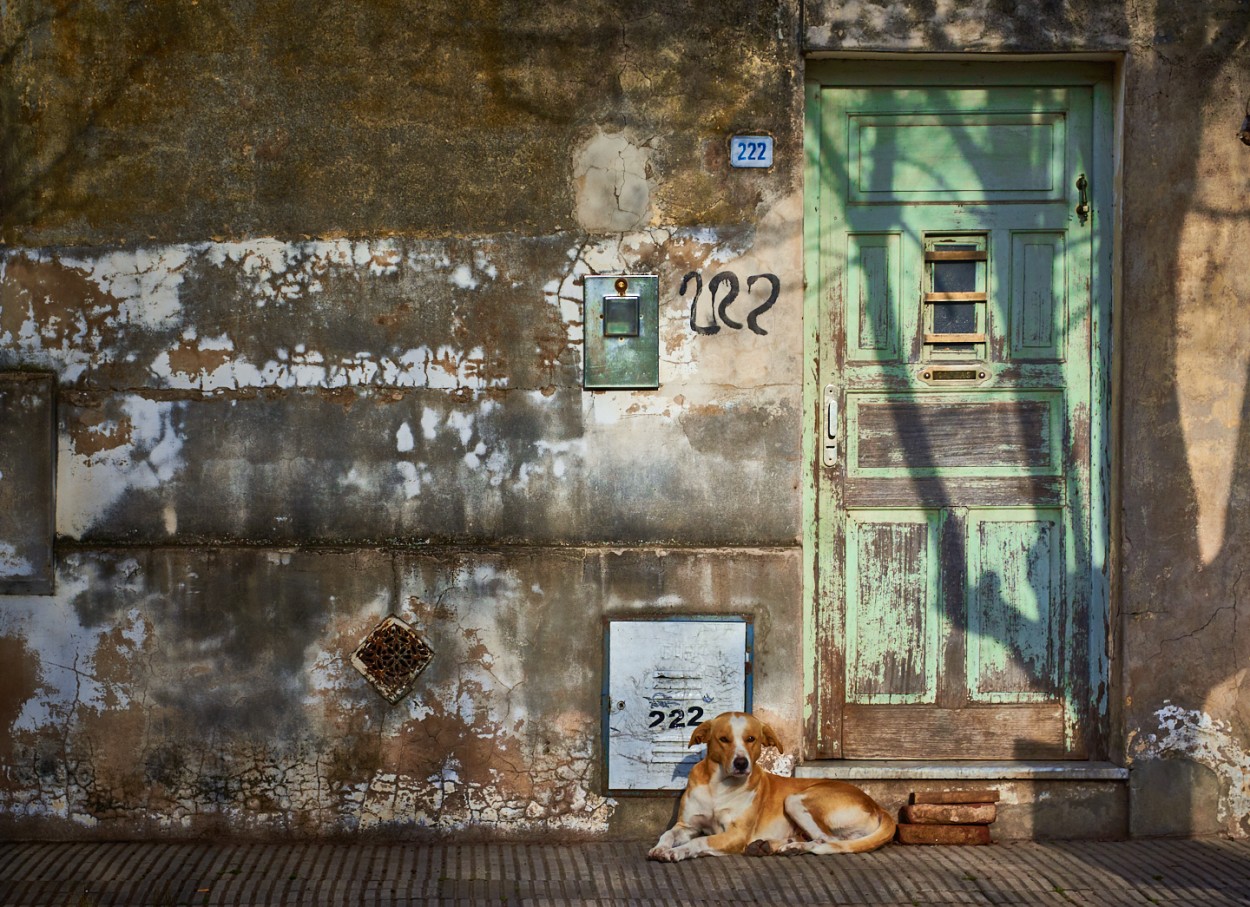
[762,723,784,753]
[688,719,714,748]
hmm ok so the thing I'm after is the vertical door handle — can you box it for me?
[1075,174,1090,225]
[823,384,838,467]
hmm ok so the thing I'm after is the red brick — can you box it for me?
[896,823,993,845]
[911,789,1001,805]
[903,802,997,825]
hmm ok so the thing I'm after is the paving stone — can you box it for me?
[1,840,1248,906]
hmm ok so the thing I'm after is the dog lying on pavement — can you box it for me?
[648,711,895,861]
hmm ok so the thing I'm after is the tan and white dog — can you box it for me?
[648,711,895,861]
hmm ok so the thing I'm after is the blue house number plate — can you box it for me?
[730,134,773,169]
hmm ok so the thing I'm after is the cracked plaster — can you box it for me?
[0,552,620,837]
[572,129,658,233]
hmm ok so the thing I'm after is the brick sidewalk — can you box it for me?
[2,838,1249,906]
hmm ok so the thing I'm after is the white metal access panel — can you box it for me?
[604,618,752,792]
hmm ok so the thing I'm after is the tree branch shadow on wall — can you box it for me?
[0,1,189,239]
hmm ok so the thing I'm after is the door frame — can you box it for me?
[801,59,1119,761]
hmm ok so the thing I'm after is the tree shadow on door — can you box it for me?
[812,0,1250,841]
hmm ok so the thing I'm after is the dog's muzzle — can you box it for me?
[732,756,750,775]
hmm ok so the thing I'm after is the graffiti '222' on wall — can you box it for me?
[679,271,780,336]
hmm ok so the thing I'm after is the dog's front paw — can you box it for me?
[648,845,687,863]
[744,839,775,857]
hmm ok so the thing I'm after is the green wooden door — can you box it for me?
[804,65,1113,760]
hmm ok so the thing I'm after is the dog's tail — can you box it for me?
[808,806,896,854]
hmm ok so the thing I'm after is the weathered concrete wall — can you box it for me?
[1115,10,1250,843]
[805,0,1131,51]
[3,0,1250,841]
[1,0,806,838]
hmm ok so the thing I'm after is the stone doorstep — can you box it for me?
[794,761,1130,841]
[796,760,1128,781]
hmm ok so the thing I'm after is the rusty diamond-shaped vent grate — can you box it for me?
[351,615,434,703]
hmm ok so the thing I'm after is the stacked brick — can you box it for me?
[895,789,999,845]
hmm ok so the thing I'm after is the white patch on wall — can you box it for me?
[60,246,194,329]
[367,240,403,276]
[1131,702,1250,833]
[0,563,141,736]
[463,444,486,469]
[420,408,439,440]
[396,422,415,453]
[58,398,186,539]
[474,250,498,280]
[0,541,35,578]
[445,411,476,447]
[337,466,373,495]
[396,461,433,499]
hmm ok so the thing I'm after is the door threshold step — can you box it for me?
[796,760,1127,781]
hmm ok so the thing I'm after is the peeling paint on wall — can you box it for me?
[151,341,501,394]
[2,213,805,545]
[0,551,629,837]
[59,247,193,329]
[1130,703,1250,835]
[3,216,800,403]
[0,242,511,394]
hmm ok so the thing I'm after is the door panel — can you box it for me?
[845,511,941,704]
[849,394,1061,474]
[966,508,1062,702]
[1010,232,1068,360]
[847,234,902,361]
[807,67,1111,761]
[848,109,1068,203]
[842,704,1068,760]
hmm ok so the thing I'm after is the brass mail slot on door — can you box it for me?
[919,366,990,386]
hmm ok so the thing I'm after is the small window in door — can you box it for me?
[923,235,987,361]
